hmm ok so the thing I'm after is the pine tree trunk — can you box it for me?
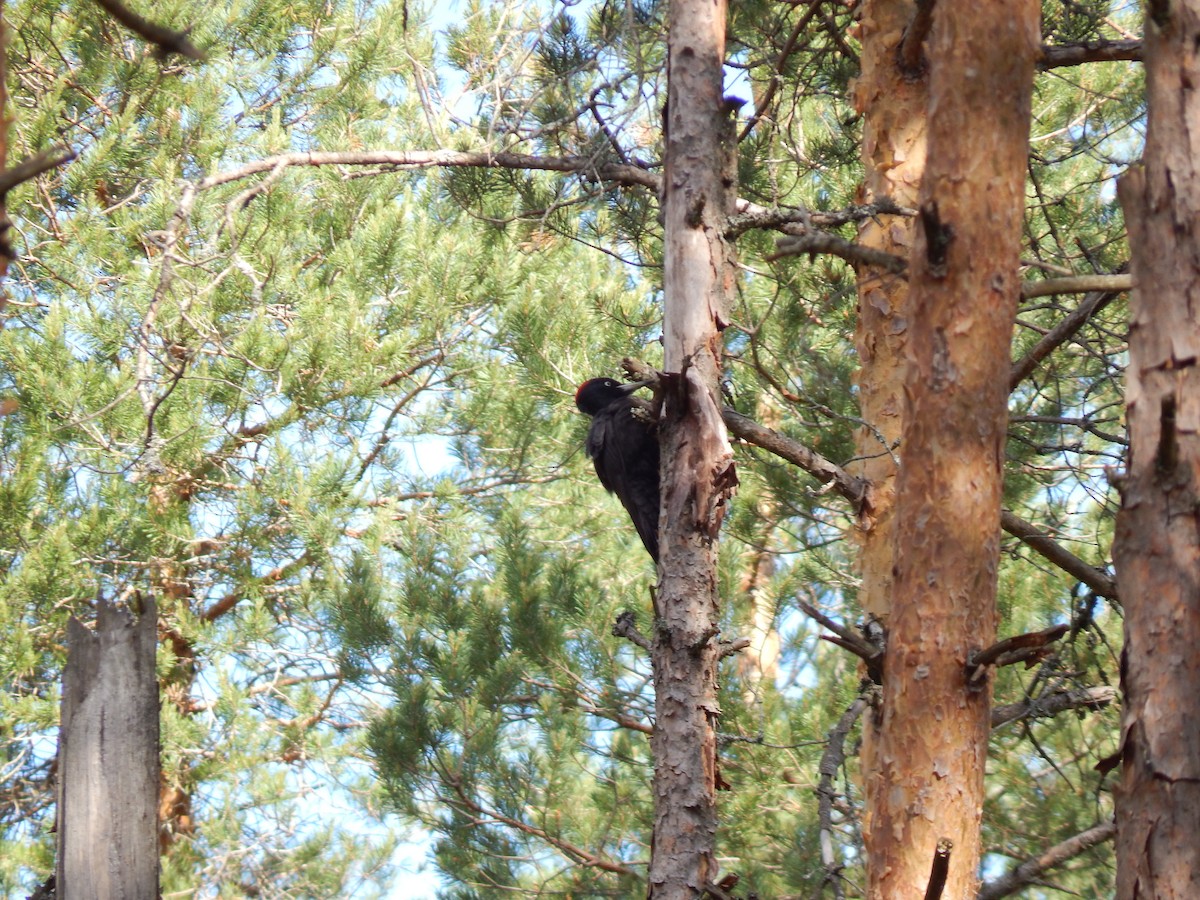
[649,0,738,895]
[851,5,928,881]
[850,0,928,625]
[57,598,160,899]
[864,2,1038,897]
[1114,3,1200,895]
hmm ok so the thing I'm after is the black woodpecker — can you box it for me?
[574,377,660,562]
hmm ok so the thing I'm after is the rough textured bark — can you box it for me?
[864,3,1039,898]
[851,6,928,885]
[57,598,160,899]
[649,0,737,896]
[1113,3,1200,896]
[850,0,928,624]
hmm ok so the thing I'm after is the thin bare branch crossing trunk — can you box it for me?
[650,0,738,895]
[1114,2,1200,895]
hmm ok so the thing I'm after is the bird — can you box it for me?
[574,377,661,563]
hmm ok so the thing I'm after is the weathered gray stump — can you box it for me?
[57,597,159,899]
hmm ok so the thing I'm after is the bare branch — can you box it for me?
[1039,39,1142,69]
[91,0,204,60]
[725,197,914,239]
[0,145,75,196]
[815,693,870,898]
[992,685,1117,729]
[193,149,919,281]
[976,821,1115,900]
[722,407,870,510]
[923,838,953,900]
[898,0,937,76]
[196,152,913,274]
[1000,510,1118,600]
[445,777,638,878]
[693,392,1116,607]
[196,149,659,193]
[612,610,652,651]
[968,624,1070,683]
[1010,274,1127,390]
[796,598,883,683]
[769,231,907,273]
[1021,272,1132,299]
[718,636,752,659]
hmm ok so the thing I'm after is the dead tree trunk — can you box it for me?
[864,2,1039,897]
[1113,3,1200,895]
[648,0,738,896]
[57,598,159,899]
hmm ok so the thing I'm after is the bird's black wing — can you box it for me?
[586,405,660,561]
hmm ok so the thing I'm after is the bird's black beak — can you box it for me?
[617,380,651,394]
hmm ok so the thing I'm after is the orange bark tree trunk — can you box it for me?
[1113,2,1200,895]
[864,2,1039,897]
[648,0,738,896]
[851,7,929,885]
[851,0,928,625]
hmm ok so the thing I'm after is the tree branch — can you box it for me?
[815,693,870,899]
[722,408,870,511]
[1020,272,1132,299]
[967,624,1070,684]
[898,0,937,76]
[201,552,311,621]
[718,636,752,659]
[445,777,638,877]
[923,838,953,900]
[0,145,75,196]
[976,821,1115,900]
[991,685,1117,729]
[708,394,1115,604]
[1010,273,1127,391]
[196,149,660,193]
[197,152,911,276]
[796,598,883,683]
[634,366,1116,619]
[612,610,652,652]
[725,197,914,239]
[1000,510,1118,600]
[769,231,908,273]
[1039,39,1142,69]
[91,0,204,60]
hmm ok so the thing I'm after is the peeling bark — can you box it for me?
[851,1,929,623]
[1113,2,1200,896]
[864,2,1039,897]
[649,0,738,895]
[852,4,929,886]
